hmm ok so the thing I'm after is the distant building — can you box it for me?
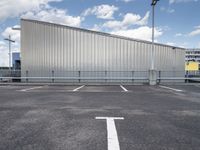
[185,49,200,70]
[12,52,21,70]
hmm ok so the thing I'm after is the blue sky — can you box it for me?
[0,0,200,66]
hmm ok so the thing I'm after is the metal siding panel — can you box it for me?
[21,20,185,83]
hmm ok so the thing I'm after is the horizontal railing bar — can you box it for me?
[158,78,200,80]
[0,77,148,80]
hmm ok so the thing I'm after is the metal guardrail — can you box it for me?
[0,70,149,83]
[0,70,200,83]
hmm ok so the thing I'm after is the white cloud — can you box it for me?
[169,0,198,4]
[83,4,118,19]
[179,42,189,48]
[168,9,175,13]
[0,0,82,27]
[166,42,176,46]
[89,11,160,42]
[138,12,150,25]
[175,33,183,37]
[122,13,141,26]
[111,26,163,41]
[189,26,200,36]
[103,11,150,30]
[2,25,21,42]
[0,0,62,21]
[160,7,175,13]
[21,8,82,27]
[119,0,134,2]
[90,24,102,31]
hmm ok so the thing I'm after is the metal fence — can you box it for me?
[0,70,21,82]
[0,70,200,84]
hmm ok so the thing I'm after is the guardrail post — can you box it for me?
[52,70,54,83]
[105,71,107,83]
[26,70,28,82]
[132,71,134,83]
[159,71,161,84]
[0,70,2,82]
[8,70,11,82]
[186,71,189,83]
[78,71,81,83]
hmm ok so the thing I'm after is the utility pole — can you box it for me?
[4,35,15,71]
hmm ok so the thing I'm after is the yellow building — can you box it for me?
[185,62,199,71]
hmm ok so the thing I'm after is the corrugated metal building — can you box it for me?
[21,19,185,83]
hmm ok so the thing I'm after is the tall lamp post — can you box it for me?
[149,0,159,85]
[4,35,15,71]
[151,0,159,70]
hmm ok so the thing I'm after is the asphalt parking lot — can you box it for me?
[0,84,200,150]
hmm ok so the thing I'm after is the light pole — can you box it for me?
[151,0,159,70]
[149,0,159,85]
[4,35,15,71]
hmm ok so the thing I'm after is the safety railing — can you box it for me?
[157,70,200,83]
[0,70,200,83]
[0,70,149,83]
[0,69,21,82]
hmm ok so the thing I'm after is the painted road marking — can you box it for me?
[18,86,44,92]
[120,85,128,92]
[95,117,124,150]
[159,85,183,92]
[194,84,200,88]
[73,85,85,92]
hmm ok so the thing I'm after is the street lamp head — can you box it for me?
[151,0,159,6]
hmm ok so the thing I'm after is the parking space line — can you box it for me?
[73,85,85,92]
[159,85,183,92]
[95,117,124,150]
[194,84,200,88]
[120,85,128,92]
[18,86,44,92]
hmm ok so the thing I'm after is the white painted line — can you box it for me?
[18,86,44,92]
[194,84,200,88]
[120,85,128,92]
[73,85,85,92]
[159,85,183,92]
[95,117,124,150]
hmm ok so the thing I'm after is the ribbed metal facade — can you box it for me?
[21,19,185,83]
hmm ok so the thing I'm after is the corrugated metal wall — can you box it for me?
[21,19,185,83]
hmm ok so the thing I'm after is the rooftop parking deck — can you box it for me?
[0,84,200,150]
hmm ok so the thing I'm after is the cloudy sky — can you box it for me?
[0,0,200,66]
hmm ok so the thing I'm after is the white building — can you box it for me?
[21,19,185,83]
[185,49,200,70]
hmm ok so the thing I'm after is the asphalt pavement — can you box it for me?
[0,84,200,150]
